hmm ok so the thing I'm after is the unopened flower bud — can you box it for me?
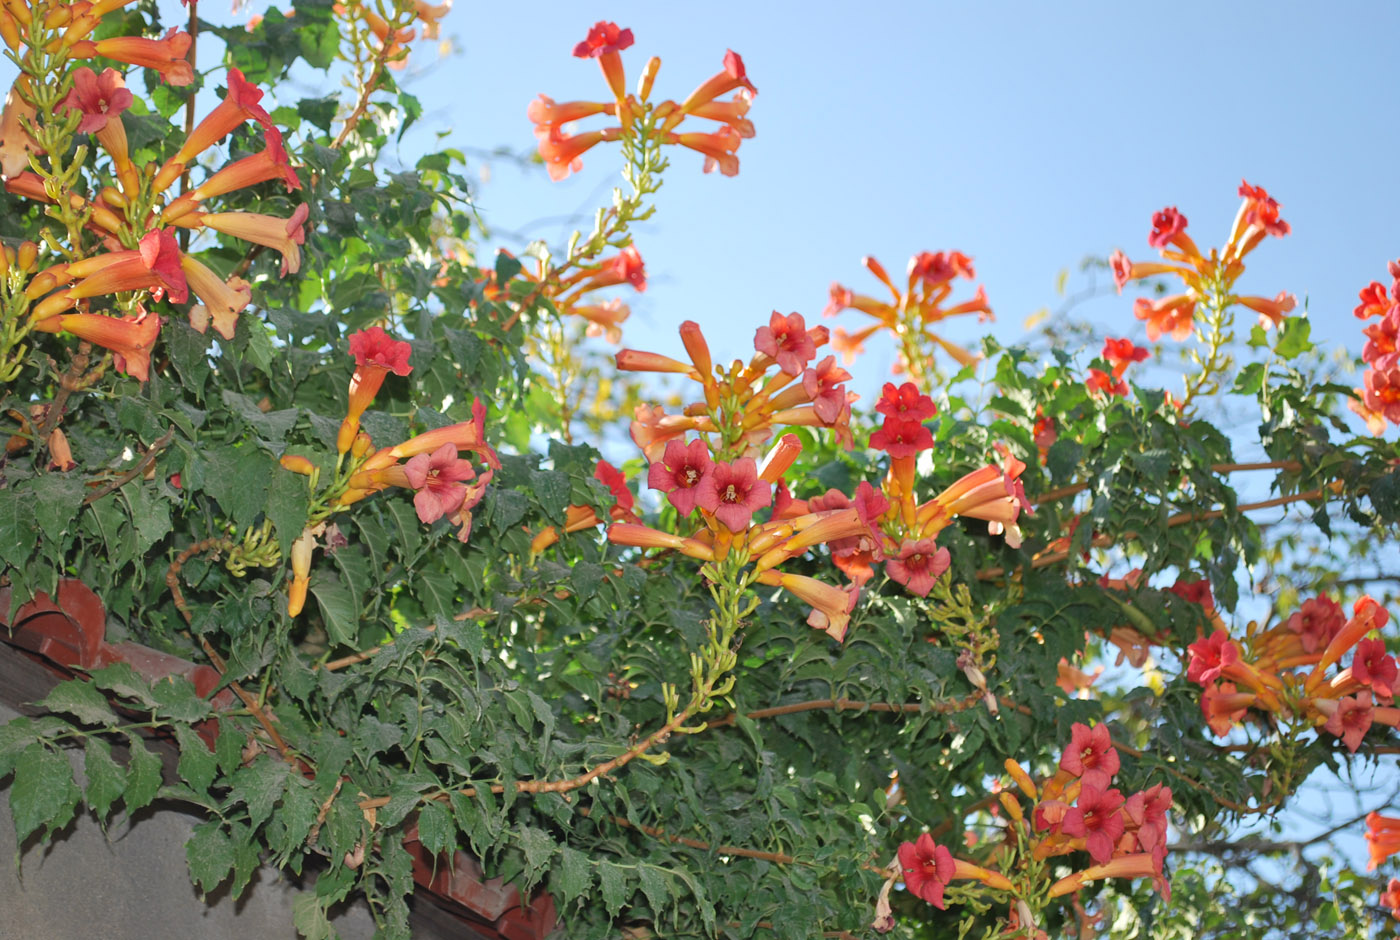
[638,55,661,101]
[280,454,316,475]
[352,431,372,458]
[1004,759,1038,800]
[17,241,38,272]
[287,526,318,617]
[99,186,127,208]
[998,791,1024,822]
[336,417,357,454]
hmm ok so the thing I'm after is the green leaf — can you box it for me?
[416,798,455,857]
[229,757,290,828]
[165,320,212,396]
[9,743,80,843]
[0,717,41,779]
[0,488,39,566]
[397,92,423,140]
[530,469,570,524]
[150,82,191,119]
[123,734,164,814]
[199,447,274,529]
[37,679,118,727]
[551,846,592,909]
[222,390,299,441]
[292,893,334,940]
[186,819,235,897]
[83,737,127,823]
[1232,361,1267,395]
[149,675,213,722]
[638,865,670,919]
[173,724,218,793]
[127,481,172,554]
[215,726,246,776]
[1274,317,1314,359]
[598,861,630,918]
[495,251,523,285]
[310,573,360,647]
[518,825,555,887]
[265,472,311,559]
[299,21,339,70]
[30,473,86,543]
[297,96,338,133]
[414,567,456,619]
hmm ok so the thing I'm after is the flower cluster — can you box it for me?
[595,315,868,638]
[878,723,1170,933]
[0,0,193,177]
[1185,593,1398,753]
[823,251,992,384]
[331,0,452,70]
[7,63,305,379]
[489,244,644,343]
[278,326,498,616]
[1111,182,1295,341]
[529,21,757,180]
[1086,337,1150,398]
[807,381,1029,599]
[1349,258,1400,432]
[1367,813,1400,872]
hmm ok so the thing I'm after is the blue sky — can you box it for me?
[406,1,1398,393]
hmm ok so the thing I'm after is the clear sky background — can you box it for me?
[402,0,1399,396]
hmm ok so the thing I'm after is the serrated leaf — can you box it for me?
[30,473,86,543]
[0,717,40,779]
[199,447,274,529]
[518,825,555,887]
[265,469,312,556]
[172,724,218,793]
[413,567,456,619]
[83,737,127,823]
[551,846,592,909]
[88,662,156,706]
[0,489,38,567]
[127,481,172,554]
[149,675,213,722]
[1274,317,1314,359]
[123,734,163,814]
[416,798,455,857]
[9,743,80,843]
[598,860,630,918]
[37,679,118,727]
[642,867,680,923]
[529,469,570,523]
[187,819,235,897]
[222,390,299,440]
[215,726,245,775]
[229,757,290,828]
[310,573,359,647]
[292,893,334,940]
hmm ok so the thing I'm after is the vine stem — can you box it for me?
[708,692,982,727]
[82,426,174,505]
[330,4,414,153]
[1111,737,1282,816]
[164,537,294,762]
[32,340,91,444]
[360,696,703,811]
[1031,460,1302,506]
[978,487,1328,581]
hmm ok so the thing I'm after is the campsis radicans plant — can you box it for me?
[4,9,1400,940]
